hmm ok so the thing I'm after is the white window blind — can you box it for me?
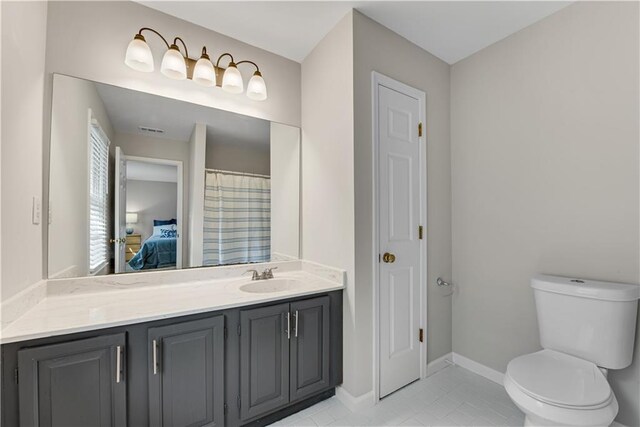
[89,119,110,274]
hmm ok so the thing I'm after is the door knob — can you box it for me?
[382,252,396,263]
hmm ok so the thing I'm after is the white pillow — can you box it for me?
[153,223,177,237]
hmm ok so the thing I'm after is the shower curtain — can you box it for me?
[203,172,271,266]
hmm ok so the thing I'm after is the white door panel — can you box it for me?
[378,84,422,398]
[388,154,413,241]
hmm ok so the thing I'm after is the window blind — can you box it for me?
[89,120,110,274]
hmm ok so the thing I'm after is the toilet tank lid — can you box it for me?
[531,274,640,302]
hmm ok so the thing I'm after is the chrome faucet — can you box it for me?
[245,267,278,281]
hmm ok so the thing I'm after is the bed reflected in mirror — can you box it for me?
[48,74,300,279]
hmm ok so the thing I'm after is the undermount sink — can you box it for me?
[239,278,305,293]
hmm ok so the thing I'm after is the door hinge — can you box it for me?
[418,122,423,137]
[237,395,241,410]
[378,253,381,263]
[418,225,423,240]
[237,324,241,336]
[419,328,424,343]
[224,327,228,340]
[14,368,18,384]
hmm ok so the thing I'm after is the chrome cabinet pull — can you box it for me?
[116,345,122,383]
[152,339,158,375]
[294,310,299,338]
[286,312,291,339]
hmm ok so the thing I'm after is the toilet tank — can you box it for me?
[532,274,640,369]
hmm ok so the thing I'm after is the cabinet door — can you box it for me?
[148,316,224,427]
[290,296,330,401]
[17,333,126,427]
[240,303,290,420]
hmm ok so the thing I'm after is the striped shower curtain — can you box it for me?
[203,172,271,266]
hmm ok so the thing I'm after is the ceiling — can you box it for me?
[95,81,270,149]
[140,1,571,64]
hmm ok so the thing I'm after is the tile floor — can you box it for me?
[270,365,525,427]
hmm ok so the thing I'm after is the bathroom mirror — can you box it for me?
[48,74,300,279]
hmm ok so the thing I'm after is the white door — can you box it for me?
[114,146,127,273]
[378,84,423,398]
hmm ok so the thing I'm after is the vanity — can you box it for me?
[1,261,344,426]
[0,72,342,427]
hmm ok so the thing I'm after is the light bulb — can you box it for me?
[192,53,216,87]
[222,62,244,94]
[160,45,187,80]
[124,34,154,72]
[246,71,267,101]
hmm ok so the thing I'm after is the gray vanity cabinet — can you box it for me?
[17,333,126,427]
[148,316,225,427]
[2,290,342,427]
[240,296,331,421]
[290,296,330,402]
[240,303,290,420]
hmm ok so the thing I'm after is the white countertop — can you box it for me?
[0,264,344,345]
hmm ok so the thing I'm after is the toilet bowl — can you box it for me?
[504,350,618,427]
[503,275,639,427]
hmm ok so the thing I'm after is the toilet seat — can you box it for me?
[507,349,612,409]
[504,350,618,426]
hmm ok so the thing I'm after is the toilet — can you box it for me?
[504,275,640,427]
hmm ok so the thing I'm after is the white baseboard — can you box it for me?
[335,386,375,412]
[426,352,453,376]
[451,352,505,385]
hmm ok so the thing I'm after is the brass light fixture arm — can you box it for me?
[215,53,235,68]
[236,60,260,73]
[137,27,171,50]
[172,36,189,59]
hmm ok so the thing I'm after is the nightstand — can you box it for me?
[125,234,141,261]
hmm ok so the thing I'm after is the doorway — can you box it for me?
[372,72,427,399]
[113,150,183,273]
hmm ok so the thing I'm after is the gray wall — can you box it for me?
[450,2,639,425]
[126,180,178,243]
[205,142,270,176]
[353,11,453,371]
[301,10,453,400]
[48,75,115,278]
[1,1,48,300]
[301,11,357,396]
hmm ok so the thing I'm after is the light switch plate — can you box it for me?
[32,196,41,225]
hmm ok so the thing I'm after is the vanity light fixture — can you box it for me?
[124,27,267,101]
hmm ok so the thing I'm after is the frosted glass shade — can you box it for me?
[192,56,216,87]
[246,72,267,101]
[126,212,138,223]
[222,63,244,94]
[124,36,154,72]
[161,46,187,80]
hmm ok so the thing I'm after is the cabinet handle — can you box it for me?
[116,345,122,383]
[294,310,299,338]
[286,312,291,340]
[152,339,158,375]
